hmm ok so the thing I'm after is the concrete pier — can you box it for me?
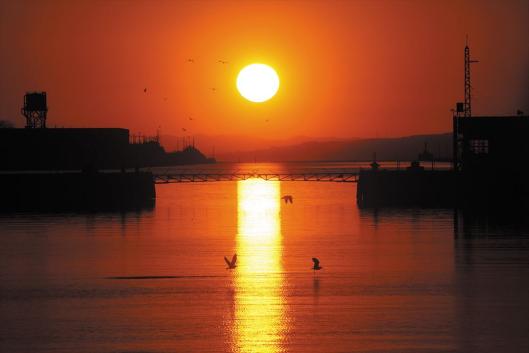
[357,169,456,208]
[0,171,155,211]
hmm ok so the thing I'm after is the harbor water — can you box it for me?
[1,162,528,353]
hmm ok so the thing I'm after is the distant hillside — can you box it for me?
[217,133,452,162]
[159,134,342,155]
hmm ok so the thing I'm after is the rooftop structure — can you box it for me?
[21,92,48,128]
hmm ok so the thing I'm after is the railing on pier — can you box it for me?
[153,172,359,184]
[151,162,453,184]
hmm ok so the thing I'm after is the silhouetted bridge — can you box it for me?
[153,172,360,184]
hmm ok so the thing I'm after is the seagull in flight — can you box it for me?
[187,58,195,63]
[281,195,293,204]
[224,254,237,269]
[312,257,322,272]
[217,60,228,64]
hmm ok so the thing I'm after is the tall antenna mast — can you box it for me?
[464,37,479,117]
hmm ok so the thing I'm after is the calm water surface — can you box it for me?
[1,163,528,353]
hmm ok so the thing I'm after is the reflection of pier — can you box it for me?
[153,172,360,184]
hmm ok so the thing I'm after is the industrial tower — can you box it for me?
[464,41,479,117]
[21,92,48,128]
[453,41,478,171]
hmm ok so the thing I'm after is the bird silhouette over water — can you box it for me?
[312,257,322,272]
[224,254,237,269]
[281,195,293,204]
[217,60,228,64]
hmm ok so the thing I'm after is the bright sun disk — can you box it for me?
[237,64,279,103]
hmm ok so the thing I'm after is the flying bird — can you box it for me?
[143,88,147,93]
[187,58,195,63]
[188,116,193,121]
[217,60,228,64]
[210,87,217,92]
[182,128,187,132]
[281,195,293,204]
[224,254,237,269]
[312,257,322,272]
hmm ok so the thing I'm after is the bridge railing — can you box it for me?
[151,162,453,184]
[153,172,360,184]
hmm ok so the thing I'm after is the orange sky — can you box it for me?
[0,0,528,144]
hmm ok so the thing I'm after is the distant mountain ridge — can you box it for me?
[216,133,452,162]
[159,134,343,155]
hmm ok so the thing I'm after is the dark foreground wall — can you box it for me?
[357,169,529,209]
[0,172,155,212]
[357,170,456,208]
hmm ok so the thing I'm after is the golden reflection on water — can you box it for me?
[234,179,286,353]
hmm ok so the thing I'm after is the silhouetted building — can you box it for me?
[453,115,529,206]
[0,92,215,211]
[453,116,529,173]
[0,128,130,170]
[358,116,529,208]
[0,127,214,171]
[358,43,529,208]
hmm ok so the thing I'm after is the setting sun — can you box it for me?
[236,63,280,103]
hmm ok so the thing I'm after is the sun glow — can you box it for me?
[236,64,280,103]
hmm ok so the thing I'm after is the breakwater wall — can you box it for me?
[0,171,155,211]
[357,169,529,208]
[357,170,456,208]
